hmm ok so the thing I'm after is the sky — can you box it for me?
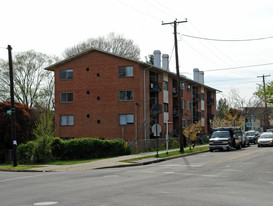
[1,0,273,104]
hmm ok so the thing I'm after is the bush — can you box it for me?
[51,138,131,160]
[17,141,37,164]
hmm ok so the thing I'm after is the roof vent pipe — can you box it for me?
[153,50,161,68]
[162,54,169,71]
[193,68,199,82]
[199,71,204,84]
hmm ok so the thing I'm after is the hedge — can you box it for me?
[18,137,131,163]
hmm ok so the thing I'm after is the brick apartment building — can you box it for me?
[46,48,217,143]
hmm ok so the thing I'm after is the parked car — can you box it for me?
[266,129,273,133]
[257,132,273,147]
[245,130,258,144]
[242,133,250,147]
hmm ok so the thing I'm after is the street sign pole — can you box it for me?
[166,121,168,154]
[8,45,17,167]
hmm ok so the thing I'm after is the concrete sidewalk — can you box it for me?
[2,145,209,172]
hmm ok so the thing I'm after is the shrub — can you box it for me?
[17,141,37,164]
[51,138,131,160]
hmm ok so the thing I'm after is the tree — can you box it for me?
[0,102,38,149]
[254,81,273,106]
[63,32,140,60]
[32,111,55,162]
[0,50,58,109]
[216,98,229,119]
[210,108,244,128]
[183,121,201,149]
[227,88,261,109]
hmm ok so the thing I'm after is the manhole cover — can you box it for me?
[33,202,58,205]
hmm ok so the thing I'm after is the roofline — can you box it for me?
[45,47,220,92]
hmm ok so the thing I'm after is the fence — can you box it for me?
[128,135,209,153]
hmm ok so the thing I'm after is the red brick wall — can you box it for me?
[54,51,145,142]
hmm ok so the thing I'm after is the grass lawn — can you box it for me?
[0,165,42,170]
[121,146,209,162]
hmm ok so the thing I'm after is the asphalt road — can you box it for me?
[1,145,273,206]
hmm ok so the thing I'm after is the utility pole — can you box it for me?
[162,19,187,152]
[257,74,270,130]
[7,45,17,167]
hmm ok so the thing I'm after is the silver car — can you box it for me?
[257,132,273,147]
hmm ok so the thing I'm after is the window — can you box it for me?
[201,93,204,100]
[181,100,185,109]
[60,69,73,80]
[188,101,191,110]
[118,66,133,77]
[180,82,185,90]
[119,114,134,125]
[60,92,73,103]
[119,90,133,101]
[182,119,186,128]
[163,81,168,91]
[60,115,74,126]
[164,103,168,112]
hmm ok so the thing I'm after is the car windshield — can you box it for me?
[245,132,255,136]
[260,134,273,138]
[211,131,230,138]
[266,129,273,133]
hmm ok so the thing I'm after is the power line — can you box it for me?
[204,62,273,72]
[182,34,273,42]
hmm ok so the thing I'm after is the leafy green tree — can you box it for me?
[254,81,273,106]
[32,111,55,163]
[0,50,58,109]
[216,98,229,119]
[62,32,140,60]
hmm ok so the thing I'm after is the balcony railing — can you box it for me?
[207,97,214,105]
[150,82,162,92]
[172,88,183,97]
[193,111,201,121]
[192,93,200,102]
[150,104,162,115]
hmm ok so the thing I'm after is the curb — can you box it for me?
[0,149,209,172]
[96,150,209,169]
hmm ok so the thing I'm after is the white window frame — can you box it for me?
[188,101,192,110]
[60,69,73,80]
[119,90,133,101]
[60,92,73,103]
[118,66,133,77]
[119,114,134,125]
[60,115,74,126]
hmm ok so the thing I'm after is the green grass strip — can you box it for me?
[121,146,209,162]
[0,165,42,170]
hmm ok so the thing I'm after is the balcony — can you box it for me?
[172,88,183,97]
[150,82,161,92]
[207,97,214,105]
[192,93,200,102]
[193,111,201,121]
[208,114,215,119]
[150,104,162,115]
[173,107,179,117]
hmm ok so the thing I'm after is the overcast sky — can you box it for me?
[1,0,273,103]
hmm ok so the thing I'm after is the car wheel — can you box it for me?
[258,144,260,147]
[209,149,213,152]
